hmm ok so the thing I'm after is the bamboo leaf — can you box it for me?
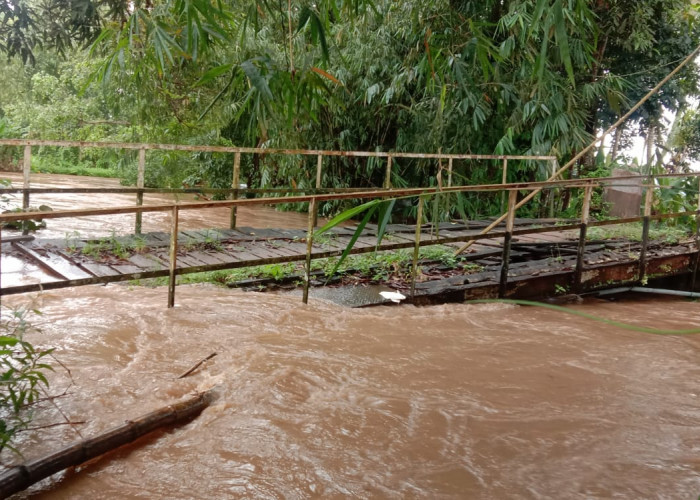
[241,59,273,102]
[195,63,234,86]
[528,0,549,37]
[315,198,383,236]
[310,10,329,62]
[553,0,575,87]
[310,66,341,85]
[296,5,312,32]
[375,199,396,249]
[326,205,377,280]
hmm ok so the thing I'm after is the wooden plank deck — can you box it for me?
[1,217,696,301]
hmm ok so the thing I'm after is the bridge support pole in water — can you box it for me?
[230,152,241,230]
[168,205,179,308]
[135,148,145,235]
[303,198,317,304]
[500,158,508,213]
[22,145,31,235]
[411,196,424,299]
[499,190,517,298]
[0,227,2,311]
[312,155,322,228]
[691,182,700,292]
[638,187,654,285]
[575,186,593,292]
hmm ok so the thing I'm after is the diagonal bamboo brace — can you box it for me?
[455,42,700,256]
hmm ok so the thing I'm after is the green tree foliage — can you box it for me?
[0,308,53,453]
[1,0,699,215]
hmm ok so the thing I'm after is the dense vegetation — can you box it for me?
[1,0,700,217]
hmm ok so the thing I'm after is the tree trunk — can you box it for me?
[646,122,656,173]
[0,390,216,498]
[610,125,623,162]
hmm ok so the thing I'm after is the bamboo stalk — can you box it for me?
[447,158,453,188]
[22,145,31,236]
[575,186,593,292]
[168,205,179,308]
[135,148,145,235]
[313,155,322,228]
[384,156,392,189]
[230,152,241,230]
[303,198,317,304]
[638,186,655,284]
[411,197,424,299]
[691,180,700,291]
[0,390,216,499]
[500,158,508,213]
[499,190,517,298]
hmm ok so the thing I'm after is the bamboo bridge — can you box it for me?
[0,139,698,307]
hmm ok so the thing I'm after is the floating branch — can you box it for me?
[177,352,217,379]
[0,389,216,498]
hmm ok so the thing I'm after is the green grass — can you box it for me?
[32,157,118,178]
[586,222,691,243]
[128,245,482,288]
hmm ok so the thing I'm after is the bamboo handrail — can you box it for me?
[0,138,556,161]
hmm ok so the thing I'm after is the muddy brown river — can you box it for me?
[1,286,699,499]
[1,173,699,498]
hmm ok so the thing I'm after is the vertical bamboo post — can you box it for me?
[230,152,241,230]
[549,159,557,218]
[384,155,393,189]
[315,154,323,190]
[168,205,179,308]
[312,154,322,228]
[691,178,700,291]
[638,185,654,285]
[447,158,453,188]
[22,145,31,235]
[433,160,441,239]
[499,190,517,298]
[135,148,145,235]
[302,198,317,304]
[574,186,593,292]
[500,158,508,213]
[0,227,3,311]
[411,196,424,299]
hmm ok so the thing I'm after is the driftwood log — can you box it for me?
[0,390,216,499]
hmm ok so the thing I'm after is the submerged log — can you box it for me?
[0,389,216,499]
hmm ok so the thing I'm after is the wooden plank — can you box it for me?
[127,253,164,270]
[186,252,228,266]
[80,262,120,277]
[203,250,238,263]
[111,264,144,275]
[258,244,301,258]
[12,243,69,280]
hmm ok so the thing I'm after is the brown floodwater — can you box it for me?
[0,172,317,239]
[3,285,700,499]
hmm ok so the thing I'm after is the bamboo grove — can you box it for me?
[1,0,700,218]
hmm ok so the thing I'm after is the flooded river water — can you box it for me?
[1,173,700,498]
[0,172,316,239]
[3,286,700,499]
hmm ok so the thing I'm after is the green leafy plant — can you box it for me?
[0,308,54,453]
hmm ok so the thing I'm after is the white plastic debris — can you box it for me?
[379,290,406,303]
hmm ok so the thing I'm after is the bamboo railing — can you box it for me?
[0,138,558,234]
[0,170,698,307]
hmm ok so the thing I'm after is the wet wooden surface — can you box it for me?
[1,218,695,300]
